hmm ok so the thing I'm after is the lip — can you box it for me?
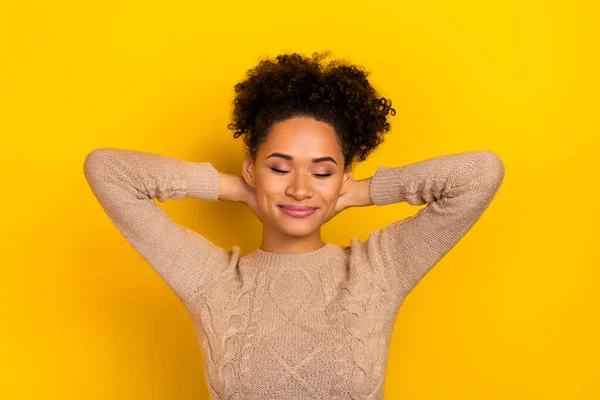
[278,205,317,218]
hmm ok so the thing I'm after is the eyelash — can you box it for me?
[270,167,332,178]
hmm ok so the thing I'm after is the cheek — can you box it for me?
[255,182,285,206]
[313,187,343,212]
[320,184,343,200]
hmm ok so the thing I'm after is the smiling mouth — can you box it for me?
[278,205,318,211]
[277,205,318,218]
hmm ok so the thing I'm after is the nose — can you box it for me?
[285,172,313,200]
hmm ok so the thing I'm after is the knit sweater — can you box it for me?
[83,147,505,400]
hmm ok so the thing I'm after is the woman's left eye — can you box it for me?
[314,173,332,178]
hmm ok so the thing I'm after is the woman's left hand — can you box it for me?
[326,177,374,222]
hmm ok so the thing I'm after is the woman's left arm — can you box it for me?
[352,151,505,301]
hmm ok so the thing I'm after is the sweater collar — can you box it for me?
[241,242,344,271]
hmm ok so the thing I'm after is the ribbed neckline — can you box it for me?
[241,242,344,270]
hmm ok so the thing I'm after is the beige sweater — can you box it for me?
[83,147,505,399]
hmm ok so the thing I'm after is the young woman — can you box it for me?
[83,51,505,400]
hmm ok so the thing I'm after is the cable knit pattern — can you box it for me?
[83,147,505,399]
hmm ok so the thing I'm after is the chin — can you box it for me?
[276,222,319,237]
[279,226,315,237]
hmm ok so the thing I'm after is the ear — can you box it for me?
[242,156,256,188]
[340,167,353,195]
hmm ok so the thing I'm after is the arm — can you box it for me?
[83,147,231,306]
[361,151,505,300]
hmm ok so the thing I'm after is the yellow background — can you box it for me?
[2,0,598,398]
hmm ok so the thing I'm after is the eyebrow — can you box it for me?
[265,152,338,165]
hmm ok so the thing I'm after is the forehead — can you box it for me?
[260,116,341,159]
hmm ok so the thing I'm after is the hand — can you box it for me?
[333,180,356,216]
[325,177,373,223]
[218,172,264,222]
[239,178,264,222]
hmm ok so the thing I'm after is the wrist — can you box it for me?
[217,172,246,203]
[354,178,374,207]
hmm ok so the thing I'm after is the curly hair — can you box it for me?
[227,51,396,169]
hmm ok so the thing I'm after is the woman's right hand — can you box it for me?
[218,171,263,222]
[238,177,263,222]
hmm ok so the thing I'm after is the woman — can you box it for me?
[83,51,505,399]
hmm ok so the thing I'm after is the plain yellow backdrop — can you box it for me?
[2,0,598,398]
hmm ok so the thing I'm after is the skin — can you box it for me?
[236,115,374,254]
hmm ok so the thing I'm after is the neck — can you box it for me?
[259,225,326,254]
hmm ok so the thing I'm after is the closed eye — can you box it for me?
[269,167,331,178]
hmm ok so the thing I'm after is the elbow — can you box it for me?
[480,151,506,191]
[479,151,505,178]
[83,148,112,178]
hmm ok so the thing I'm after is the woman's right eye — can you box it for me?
[270,167,290,174]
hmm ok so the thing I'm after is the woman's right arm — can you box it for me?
[83,147,235,306]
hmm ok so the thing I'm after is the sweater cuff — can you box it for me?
[186,162,221,201]
[369,166,403,206]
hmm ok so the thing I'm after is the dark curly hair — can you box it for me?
[227,51,396,169]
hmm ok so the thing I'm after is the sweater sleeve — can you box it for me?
[363,150,505,301]
[83,147,230,306]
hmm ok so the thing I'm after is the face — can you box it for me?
[242,116,353,239]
